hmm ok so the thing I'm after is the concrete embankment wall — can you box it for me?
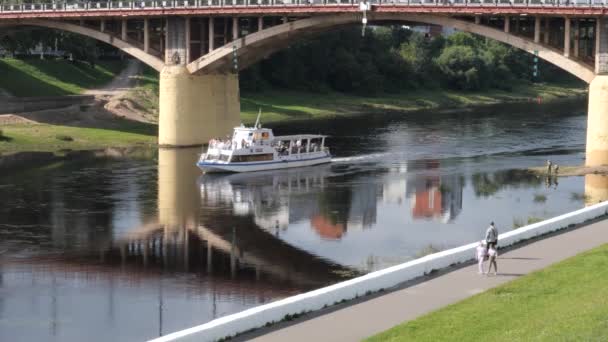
[0,95,94,114]
[151,201,608,342]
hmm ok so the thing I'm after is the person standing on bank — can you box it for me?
[485,221,498,250]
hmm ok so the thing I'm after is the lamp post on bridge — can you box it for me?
[232,44,238,73]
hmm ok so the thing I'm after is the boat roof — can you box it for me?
[274,134,328,140]
[233,126,272,132]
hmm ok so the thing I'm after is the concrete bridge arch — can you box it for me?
[189,13,594,83]
[3,19,164,71]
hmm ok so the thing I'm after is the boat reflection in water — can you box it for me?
[197,159,467,273]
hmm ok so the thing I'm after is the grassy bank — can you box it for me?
[240,83,586,124]
[366,243,608,342]
[0,123,155,154]
[0,58,126,96]
[123,67,587,125]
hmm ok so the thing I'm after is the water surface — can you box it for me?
[1,100,605,341]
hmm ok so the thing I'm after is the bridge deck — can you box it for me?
[1,3,608,19]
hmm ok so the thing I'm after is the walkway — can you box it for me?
[241,219,608,342]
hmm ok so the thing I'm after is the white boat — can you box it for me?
[196,117,331,173]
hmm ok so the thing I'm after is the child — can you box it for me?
[486,246,498,275]
[475,241,487,274]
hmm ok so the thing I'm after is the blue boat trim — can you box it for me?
[197,154,331,167]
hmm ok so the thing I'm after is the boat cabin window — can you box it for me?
[232,153,274,163]
[309,138,323,152]
[219,154,230,162]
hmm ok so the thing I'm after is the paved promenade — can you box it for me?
[241,219,608,342]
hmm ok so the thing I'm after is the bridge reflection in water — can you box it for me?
[585,174,608,206]
[0,148,353,342]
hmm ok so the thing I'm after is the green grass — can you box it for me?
[366,243,608,342]
[125,65,160,116]
[0,123,156,154]
[240,83,587,124]
[126,70,586,125]
[0,58,126,96]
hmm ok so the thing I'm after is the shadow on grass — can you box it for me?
[14,102,158,137]
[0,59,72,97]
[241,98,315,120]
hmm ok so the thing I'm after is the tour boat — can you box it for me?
[197,115,331,173]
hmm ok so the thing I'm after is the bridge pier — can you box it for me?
[158,66,240,147]
[159,16,239,147]
[587,18,608,166]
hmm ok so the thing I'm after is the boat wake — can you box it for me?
[331,152,393,163]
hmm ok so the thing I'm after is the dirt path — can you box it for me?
[85,59,141,97]
[2,60,156,127]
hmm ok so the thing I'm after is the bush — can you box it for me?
[55,134,74,142]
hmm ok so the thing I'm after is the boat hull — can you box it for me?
[197,155,331,173]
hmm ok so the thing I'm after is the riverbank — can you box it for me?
[0,58,588,155]
[240,83,587,124]
[366,241,608,342]
[0,122,155,154]
[117,66,587,125]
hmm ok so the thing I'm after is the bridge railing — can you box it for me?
[0,0,607,12]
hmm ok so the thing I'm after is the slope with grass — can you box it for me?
[0,58,126,96]
[240,84,587,124]
[366,243,608,342]
[0,123,155,154]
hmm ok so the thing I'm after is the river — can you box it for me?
[1,100,606,341]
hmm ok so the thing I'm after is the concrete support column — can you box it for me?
[185,17,191,64]
[100,20,105,33]
[504,16,510,33]
[143,18,150,53]
[158,66,241,147]
[544,18,550,45]
[165,17,187,65]
[232,17,238,41]
[258,16,263,31]
[209,17,214,52]
[574,19,580,58]
[121,19,127,41]
[564,17,571,57]
[586,76,608,166]
[595,17,608,74]
[534,16,541,43]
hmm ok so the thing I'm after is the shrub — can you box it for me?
[55,134,74,142]
[0,129,10,141]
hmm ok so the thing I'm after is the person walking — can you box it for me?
[486,245,498,276]
[485,221,498,250]
[475,241,487,275]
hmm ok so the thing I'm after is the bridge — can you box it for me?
[2,2,608,164]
